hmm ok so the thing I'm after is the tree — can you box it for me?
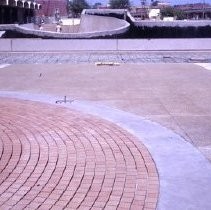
[109,0,130,9]
[161,7,185,20]
[67,0,90,17]
[151,0,159,6]
[173,8,185,20]
[141,0,146,6]
[93,2,102,9]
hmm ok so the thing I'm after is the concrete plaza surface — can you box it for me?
[0,63,211,161]
[0,63,211,209]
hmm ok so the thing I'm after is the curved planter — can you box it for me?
[0,15,130,39]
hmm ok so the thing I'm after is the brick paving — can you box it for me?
[0,98,159,210]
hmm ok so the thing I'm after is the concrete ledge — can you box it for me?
[118,38,211,51]
[0,38,210,52]
[0,39,12,51]
[134,20,211,28]
[11,39,117,51]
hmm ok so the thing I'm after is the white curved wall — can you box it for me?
[0,14,130,38]
[79,14,128,33]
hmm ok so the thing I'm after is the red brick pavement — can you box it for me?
[0,98,159,210]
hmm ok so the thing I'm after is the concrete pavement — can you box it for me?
[0,63,211,209]
[0,63,211,161]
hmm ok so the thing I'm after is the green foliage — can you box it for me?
[141,0,146,6]
[109,0,130,9]
[67,0,90,16]
[174,9,186,20]
[161,7,185,20]
[161,7,174,17]
[93,2,102,9]
[151,0,159,6]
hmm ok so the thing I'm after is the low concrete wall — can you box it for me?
[0,39,11,51]
[117,39,211,51]
[0,14,130,39]
[1,38,211,52]
[10,39,117,51]
[134,20,211,28]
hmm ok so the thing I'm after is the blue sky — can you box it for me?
[88,0,211,6]
[166,0,210,5]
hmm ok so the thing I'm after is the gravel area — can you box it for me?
[0,51,211,64]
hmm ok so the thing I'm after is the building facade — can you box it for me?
[35,0,67,17]
[174,3,211,19]
[0,0,41,24]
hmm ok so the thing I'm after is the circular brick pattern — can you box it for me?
[0,98,159,210]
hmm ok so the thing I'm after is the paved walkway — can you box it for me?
[0,98,158,210]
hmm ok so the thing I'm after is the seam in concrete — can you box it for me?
[0,91,211,210]
[10,39,13,52]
